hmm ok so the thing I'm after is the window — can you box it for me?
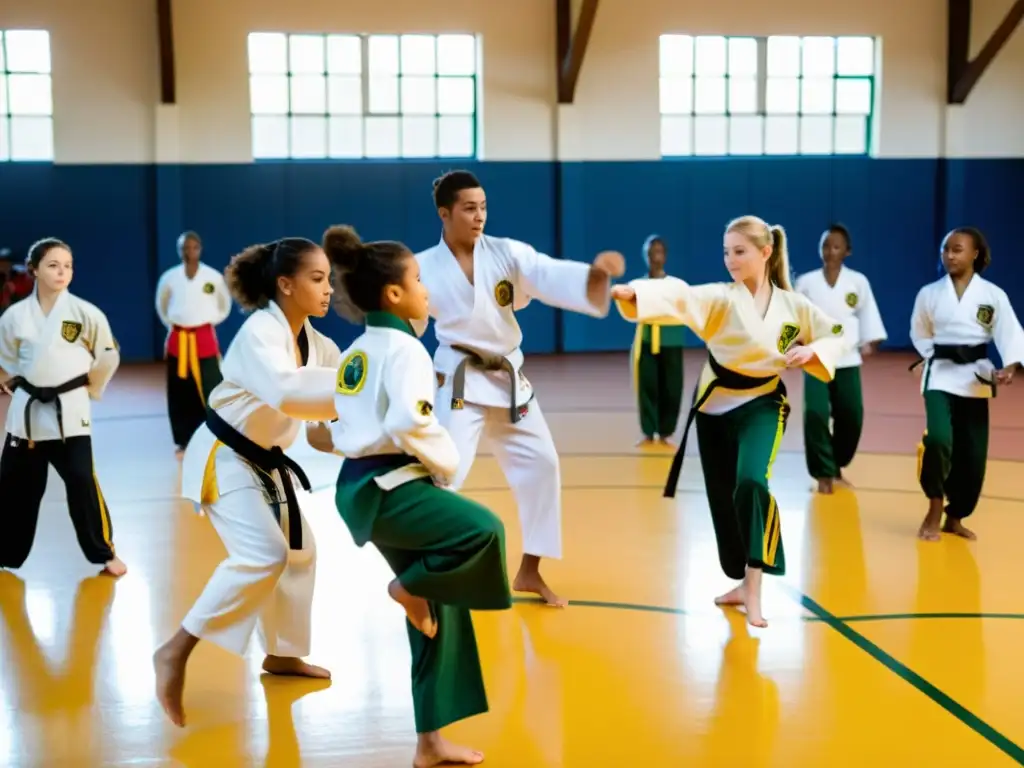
[0,30,54,162]
[247,32,478,160]
[660,34,875,157]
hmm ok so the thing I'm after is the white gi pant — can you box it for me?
[181,450,317,658]
[434,395,562,560]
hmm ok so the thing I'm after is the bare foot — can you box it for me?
[714,585,745,606]
[513,572,567,607]
[942,518,977,540]
[835,473,854,488]
[743,584,768,628]
[153,645,188,727]
[103,556,128,577]
[918,499,943,542]
[262,655,331,679]
[414,734,484,768]
[817,478,834,494]
[389,579,438,638]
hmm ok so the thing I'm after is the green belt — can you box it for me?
[450,344,532,424]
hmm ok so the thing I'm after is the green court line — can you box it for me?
[781,584,1024,765]
[823,611,1024,623]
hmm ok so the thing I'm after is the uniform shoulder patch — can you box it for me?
[494,279,514,308]
[203,282,216,294]
[777,322,800,353]
[845,292,858,308]
[61,320,83,343]
[416,400,433,416]
[976,304,995,327]
[831,324,843,335]
[336,350,368,395]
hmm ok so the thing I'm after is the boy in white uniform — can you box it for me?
[412,170,625,607]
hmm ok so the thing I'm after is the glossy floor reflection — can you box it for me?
[1,356,1023,767]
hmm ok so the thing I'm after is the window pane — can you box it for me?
[401,115,437,157]
[0,117,9,161]
[328,75,361,114]
[401,35,436,75]
[252,115,289,158]
[368,76,399,113]
[250,75,289,114]
[0,75,6,114]
[368,36,399,75]
[248,32,288,74]
[7,74,52,115]
[290,74,326,114]
[728,77,757,114]
[693,115,728,155]
[0,35,5,71]
[401,76,436,114]
[328,116,363,157]
[836,78,872,114]
[766,36,800,76]
[727,37,757,77]
[801,78,834,114]
[10,115,52,160]
[289,34,325,74]
[659,35,693,77]
[801,36,835,76]
[834,115,867,153]
[327,35,361,74]
[729,115,764,155]
[660,115,692,156]
[837,36,874,75]
[660,76,692,114]
[438,115,473,156]
[764,115,798,154]
[766,77,799,113]
[364,116,400,157]
[290,116,327,158]
[800,115,833,154]
[5,30,51,73]
[437,77,474,115]
[437,34,476,75]
[694,36,726,76]
[694,76,725,113]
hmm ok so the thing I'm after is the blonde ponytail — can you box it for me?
[767,225,792,290]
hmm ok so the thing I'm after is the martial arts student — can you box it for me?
[910,227,1024,542]
[323,224,511,768]
[612,216,849,627]
[153,237,342,728]
[0,238,125,576]
[631,234,685,445]
[794,224,887,493]
[413,169,625,607]
[155,231,232,451]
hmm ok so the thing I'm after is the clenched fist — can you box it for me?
[592,250,626,278]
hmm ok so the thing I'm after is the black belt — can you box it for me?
[909,343,995,395]
[339,453,419,483]
[205,408,310,550]
[450,344,533,424]
[7,373,90,446]
[663,355,784,498]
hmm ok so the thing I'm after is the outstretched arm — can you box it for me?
[612,278,725,339]
[512,240,624,319]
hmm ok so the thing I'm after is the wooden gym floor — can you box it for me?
[1,350,1023,767]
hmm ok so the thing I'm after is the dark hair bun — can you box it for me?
[322,225,363,271]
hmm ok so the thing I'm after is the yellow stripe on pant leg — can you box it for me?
[764,496,781,566]
[916,429,927,483]
[91,470,113,549]
[765,395,787,481]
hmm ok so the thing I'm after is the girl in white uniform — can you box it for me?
[911,227,1024,541]
[613,216,848,627]
[0,238,124,576]
[153,237,341,728]
[323,224,510,768]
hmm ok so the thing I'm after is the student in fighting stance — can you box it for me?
[794,224,887,493]
[323,224,511,768]
[613,216,848,628]
[910,227,1024,542]
[0,237,124,577]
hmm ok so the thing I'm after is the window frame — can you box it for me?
[658,34,877,158]
[0,29,55,164]
[247,32,481,162]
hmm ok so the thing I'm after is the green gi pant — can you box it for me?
[167,355,223,448]
[918,390,989,520]
[336,460,512,733]
[695,391,790,580]
[802,366,863,479]
[636,341,684,439]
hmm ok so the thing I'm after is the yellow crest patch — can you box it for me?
[976,304,994,327]
[203,282,215,294]
[336,350,367,395]
[451,397,465,410]
[845,292,858,308]
[416,400,433,416]
[494,279,514,308]
[831,324,844,335]
[61,321,83,343]
[777,322,800,353]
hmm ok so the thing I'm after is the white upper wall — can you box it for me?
[1,0,1021,162]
